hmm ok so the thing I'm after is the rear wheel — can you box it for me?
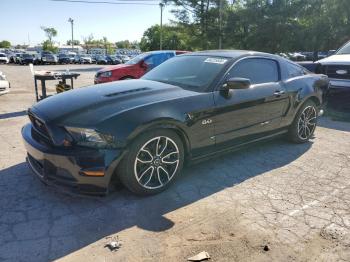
[118,129,184,195]
[288,100,318,143]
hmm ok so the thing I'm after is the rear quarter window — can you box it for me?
[286,62,306,78]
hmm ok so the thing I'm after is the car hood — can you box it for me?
[31,79,198,127]
[98,64,133,73]
[317,54,350,65]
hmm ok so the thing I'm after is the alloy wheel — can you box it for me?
[134,136,180,189]
[297,106,317,140]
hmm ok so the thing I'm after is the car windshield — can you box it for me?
[126,53,148,65]
[336,42,350,55]
[0,54,6,57]
[142,55,230,91]
[23,54,32,58]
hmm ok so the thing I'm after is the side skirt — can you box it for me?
[188,129,288,165]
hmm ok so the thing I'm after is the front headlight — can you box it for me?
[65,127,115,148]
[100,71,112,77]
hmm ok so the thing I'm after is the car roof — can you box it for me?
[146,50,179,55]
[185,50,278,59]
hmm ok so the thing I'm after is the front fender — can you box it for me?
[97,92,215,157]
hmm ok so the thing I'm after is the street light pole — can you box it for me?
[68,18,74,52]
[219,0,222,49]
[159,3,164,50]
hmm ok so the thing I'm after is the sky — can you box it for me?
[0,0,175,46]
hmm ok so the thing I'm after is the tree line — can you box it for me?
[140,0,350,52]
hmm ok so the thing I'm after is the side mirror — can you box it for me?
[223,77,251,90]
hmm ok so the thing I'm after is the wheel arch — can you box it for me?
[109,119,191,188]
[307,96,321,107]
[127,119,191,161]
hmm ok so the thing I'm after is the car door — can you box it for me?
[213,57,288,148]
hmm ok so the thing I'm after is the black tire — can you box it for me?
[288,100,318,143]
[117,129,184,195]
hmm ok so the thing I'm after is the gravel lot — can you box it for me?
[0,64,350,262]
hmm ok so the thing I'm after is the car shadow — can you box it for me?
[0,110,27,120]
[0,138,312,261]
[319,116,350,132]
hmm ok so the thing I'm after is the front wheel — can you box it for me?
[288,100,318,143]
[117,130,184,195]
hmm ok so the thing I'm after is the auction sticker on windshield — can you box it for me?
[204,58,228,64]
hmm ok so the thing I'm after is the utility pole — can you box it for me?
[68,18,74,52]
[219,0,222,49]
[159,3,164,50]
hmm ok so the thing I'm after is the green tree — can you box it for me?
[41,26,58,52]
[41,27,57,46]
[115,40,131,49]
[163,0,350,53]
[42,40,58,53]
[140,24,192,51]
[0,40,11,48]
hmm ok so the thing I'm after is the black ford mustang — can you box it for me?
[22,51,329,195]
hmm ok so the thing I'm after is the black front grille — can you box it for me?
[323,65,350,80]
[28,112,51,141]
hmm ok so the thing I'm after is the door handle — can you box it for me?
[274,90,285,96]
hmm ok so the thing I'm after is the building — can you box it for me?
[58,45,84,54]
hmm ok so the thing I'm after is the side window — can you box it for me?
[144,55,155,70]
[286,62,305,78]
[227,58,279,85]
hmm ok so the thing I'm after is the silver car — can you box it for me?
[0,72,10,95]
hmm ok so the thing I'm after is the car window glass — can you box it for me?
[144,55,156,69]
[227,58,279,84]
[286,62,304,78]
[143,55,229,90]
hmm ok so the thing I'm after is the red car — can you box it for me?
[94,50,188,84]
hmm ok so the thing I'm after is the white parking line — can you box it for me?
[282,179,350,221]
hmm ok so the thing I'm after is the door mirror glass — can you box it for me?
[224,77,251,90]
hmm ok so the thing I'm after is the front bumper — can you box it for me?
[22,123,124,195]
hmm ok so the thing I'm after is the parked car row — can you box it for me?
[1,51,134,65]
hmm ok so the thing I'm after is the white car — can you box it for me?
[79,55,92,64]
[0,53,9,64]
[0,72,10,95]
[317,41,350,90]
[121,55,130,63]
